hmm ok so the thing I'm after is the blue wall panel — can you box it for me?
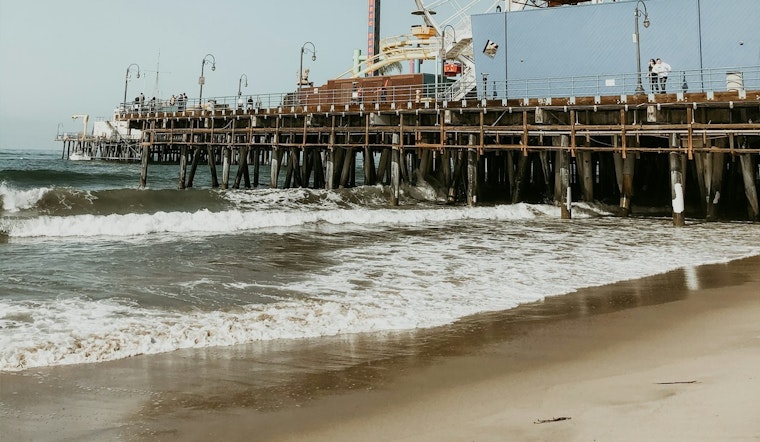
[471,0,759,98]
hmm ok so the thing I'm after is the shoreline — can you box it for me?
[2,256,759,441]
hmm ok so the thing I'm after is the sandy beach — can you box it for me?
[2,255,759,441]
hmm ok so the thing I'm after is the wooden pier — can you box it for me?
[111,84,760,223]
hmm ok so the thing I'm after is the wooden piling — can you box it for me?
[466,134,478,206]
[252,146,260,187]
[207,146,219,188]
[669,150,686,227]
[363,147,376,186]
[390,145,400,206]
[221,147,231,189]
[186,146,202,188]
[139,145,149,189]
[325,148,335,190]
[467,148,478,206]
[339,148,354,188]
[233,145,249,189]
[614,135,636,216]
[178,145,188,189]
[559,135,572,219]
[739,153,759,220]
[270,145,281,188]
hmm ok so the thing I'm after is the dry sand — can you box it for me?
[2,256,759,441]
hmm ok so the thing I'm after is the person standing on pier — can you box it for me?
[652,58,671,93]
[648,59,658,93]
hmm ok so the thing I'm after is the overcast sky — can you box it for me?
[0,0,424,150]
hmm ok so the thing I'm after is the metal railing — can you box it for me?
[486,65,760,100]
[116,65,760,116]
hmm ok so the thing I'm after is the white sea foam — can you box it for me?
[0,183,51,213]
[1,217,758,372]
[0,202,587,239]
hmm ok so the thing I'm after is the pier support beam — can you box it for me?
[614,137,636,216]
[467,148,478,206]
[252,147,260,188]
[577,150,594,202]
[441,148,452,191]
[377,148,390,185]
[233,146,249,189]
[221,147,231,189]
[325,148,335,190]
[187,146,202,188]
[139,145,149,189]
[391,133,401,206]
[669,151,686,227]
[447,150,463,204]
[363,147,376,186]
[207,146,219,188]
[466,134,479,206]
[390,145,401,206]
[739,152,759,220]
[270,145,281,188]
[339,148,354,189]
[511,151,529,204]
[559,135,572,219]
[695,137,726,221]
[178,145,188,189]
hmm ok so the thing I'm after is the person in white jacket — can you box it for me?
[652,58,672,93]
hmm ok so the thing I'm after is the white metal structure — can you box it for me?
[338,0,613,100]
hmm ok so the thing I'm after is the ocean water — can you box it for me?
[1,148,759,372]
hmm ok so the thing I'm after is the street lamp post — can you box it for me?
[123,63,141,112]
[634,0,650,95]
[238,73,249,97]
[198,54,216,104]
[237,73,249,109]
[298,42,316,89]
[440,24,457,100]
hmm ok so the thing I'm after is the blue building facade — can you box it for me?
[471,0,760,98]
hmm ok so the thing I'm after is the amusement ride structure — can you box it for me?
[339,0,602,100]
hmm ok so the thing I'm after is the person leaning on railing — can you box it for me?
[648,59,659,93]
[652,58,672,93]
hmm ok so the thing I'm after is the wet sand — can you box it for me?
[2,256,759,441]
